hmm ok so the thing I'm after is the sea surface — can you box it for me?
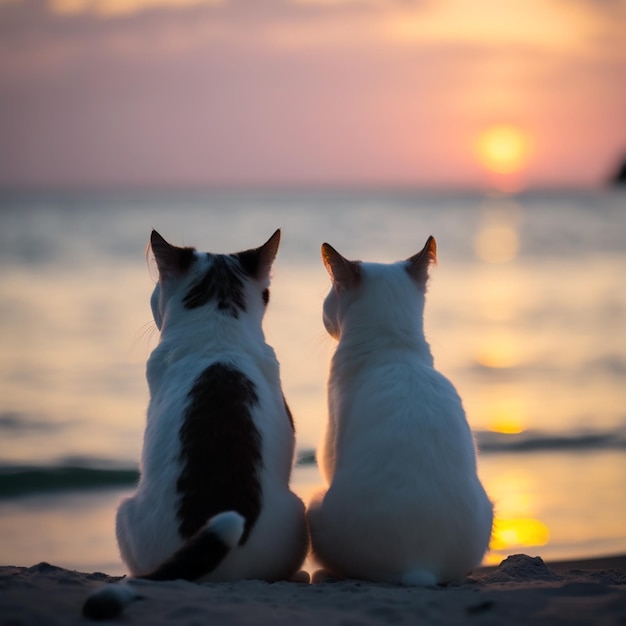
[0,188,625,574]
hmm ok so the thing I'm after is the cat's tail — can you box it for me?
[82,511,244,620]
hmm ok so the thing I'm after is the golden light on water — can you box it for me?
[473,198,522,264]
[490,517,551,553]
[472,331,529,433]
[474,224,520,264]
[474,277,520,322]
[469,377,528,435]
[486,400,526,435]
[480,463,552,566]
[475,333,520,369]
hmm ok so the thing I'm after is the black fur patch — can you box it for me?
[262,288,270,306]
[141,527,231,582]
[176,247,197,274]
[176,363,263,545]
[183,255,246,317]
[235,249,261,278]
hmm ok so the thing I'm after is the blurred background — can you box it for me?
[1,0,625,574]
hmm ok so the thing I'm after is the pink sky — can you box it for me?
[1,0,625,189]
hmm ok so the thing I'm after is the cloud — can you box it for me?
[39,0,422,18]
[50,0,221,16]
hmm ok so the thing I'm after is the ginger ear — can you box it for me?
[321,243,361,293]
[406,236,437,287]
[236,229,281,280]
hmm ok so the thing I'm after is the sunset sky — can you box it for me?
[1,0,625,189]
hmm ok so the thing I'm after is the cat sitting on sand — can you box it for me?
[83,230,307,619]
[307,237,493,586]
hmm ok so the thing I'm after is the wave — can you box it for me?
[1,430,624,499]
[0,466,139,499]
[474,429,626,453]
[297,430,626,463]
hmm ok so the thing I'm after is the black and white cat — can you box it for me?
[83,230,307,618]
[307,237,493,586]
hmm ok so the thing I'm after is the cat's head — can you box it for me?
[148,229,281,332]
[320,236,437,340]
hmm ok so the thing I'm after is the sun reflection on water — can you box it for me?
[473,197,522,265]
[479,460,553,565]
[485,397,526,435]
[474,224,519,264]
[474,331,521,369]
[486,518,551,564]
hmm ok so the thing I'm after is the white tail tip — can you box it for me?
[206,510,245,548]
[82,583,139,620]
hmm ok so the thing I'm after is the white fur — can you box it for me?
[207,511,246,548]
[116,233,307,582]
[82,581,140,619]
[308,247,493,585]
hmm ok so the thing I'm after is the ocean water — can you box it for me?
[0,188,625,574]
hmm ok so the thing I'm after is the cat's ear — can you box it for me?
[406,236,437,287]
[237,229,281,279]
[322,243,361,293]
[150,230,195,279]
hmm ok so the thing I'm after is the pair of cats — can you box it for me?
[83,229,493,619]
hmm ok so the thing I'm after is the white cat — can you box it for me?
[84,230,307,618]
[307,237,493,586]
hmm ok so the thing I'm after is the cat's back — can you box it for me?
[333,353,476,470]
[143,341,289,471]
[148,335,277,397]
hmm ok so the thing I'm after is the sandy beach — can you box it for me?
[1,554,624,625]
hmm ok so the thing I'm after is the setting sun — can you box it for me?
[476,125,531,174]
